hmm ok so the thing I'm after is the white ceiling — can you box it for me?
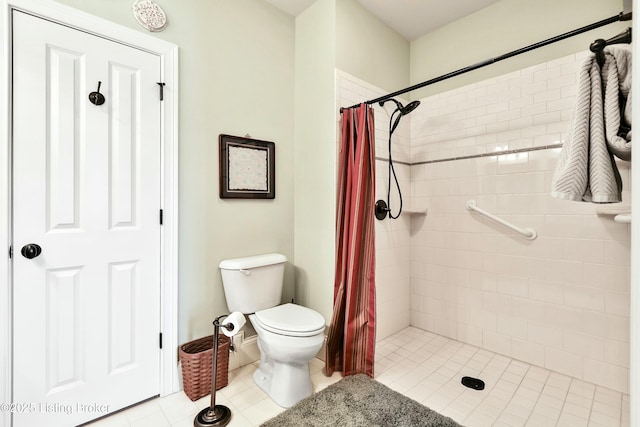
[263,0,502,41]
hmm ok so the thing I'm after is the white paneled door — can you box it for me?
[12,11,161,427]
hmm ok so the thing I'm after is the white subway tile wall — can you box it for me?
[409,52,631,394]
[337,48,631,395]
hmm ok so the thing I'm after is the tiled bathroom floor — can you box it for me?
[87,326,629,427]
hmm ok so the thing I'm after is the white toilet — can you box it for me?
[218,253,326,408]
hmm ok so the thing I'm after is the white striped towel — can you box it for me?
[602,46,631,161]
[551,48,627,203]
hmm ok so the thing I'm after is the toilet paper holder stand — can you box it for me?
[193,314,239,427]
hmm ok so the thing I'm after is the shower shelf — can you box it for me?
[403,207,427,215]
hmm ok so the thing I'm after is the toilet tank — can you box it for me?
[218,253,287,314]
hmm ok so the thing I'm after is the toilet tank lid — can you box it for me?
[219,253,287,270]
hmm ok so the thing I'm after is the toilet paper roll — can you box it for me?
[221,311,246,337]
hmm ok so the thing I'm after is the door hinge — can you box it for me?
[157,82,166,101]
[159,332,163,349]
[159,209,163,225]
[9,246,12,259]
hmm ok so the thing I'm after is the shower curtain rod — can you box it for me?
[341,11,632,111]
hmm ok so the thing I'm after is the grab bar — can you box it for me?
[465,200,537,240]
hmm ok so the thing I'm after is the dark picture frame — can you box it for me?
[219,134,275,199]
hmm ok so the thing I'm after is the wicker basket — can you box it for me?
[179,334,230,401]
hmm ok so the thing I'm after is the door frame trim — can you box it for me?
[0,1,180,423]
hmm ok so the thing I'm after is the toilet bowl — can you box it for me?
[218,254,326,408]
[249,303,325,408]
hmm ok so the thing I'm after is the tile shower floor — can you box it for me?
[87,327,629,427]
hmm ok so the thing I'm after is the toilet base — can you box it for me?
[247,312,325,408]
[253,360,313,408]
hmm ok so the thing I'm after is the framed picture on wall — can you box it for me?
[219,134,275,199]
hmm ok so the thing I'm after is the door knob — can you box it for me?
[21,243,42,259]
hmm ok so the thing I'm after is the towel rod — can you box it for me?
[590,27,632,67]
[614,214,632,224]
[465,200,537,240]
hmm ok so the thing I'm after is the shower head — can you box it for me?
[401,100,420,115]
[378,98,421,116]
[381,98,421,135]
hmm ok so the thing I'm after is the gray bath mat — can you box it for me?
[260,374,463,427]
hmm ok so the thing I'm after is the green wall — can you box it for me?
[336,0,410,94]
[53,0,297,343]
[293,0,337,322]
[410,0,628,98]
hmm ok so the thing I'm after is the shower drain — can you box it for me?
[461,376,485,390]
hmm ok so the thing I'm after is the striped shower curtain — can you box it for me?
[325,103,376,378]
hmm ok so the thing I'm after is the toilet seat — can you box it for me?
[253,303,325,337]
